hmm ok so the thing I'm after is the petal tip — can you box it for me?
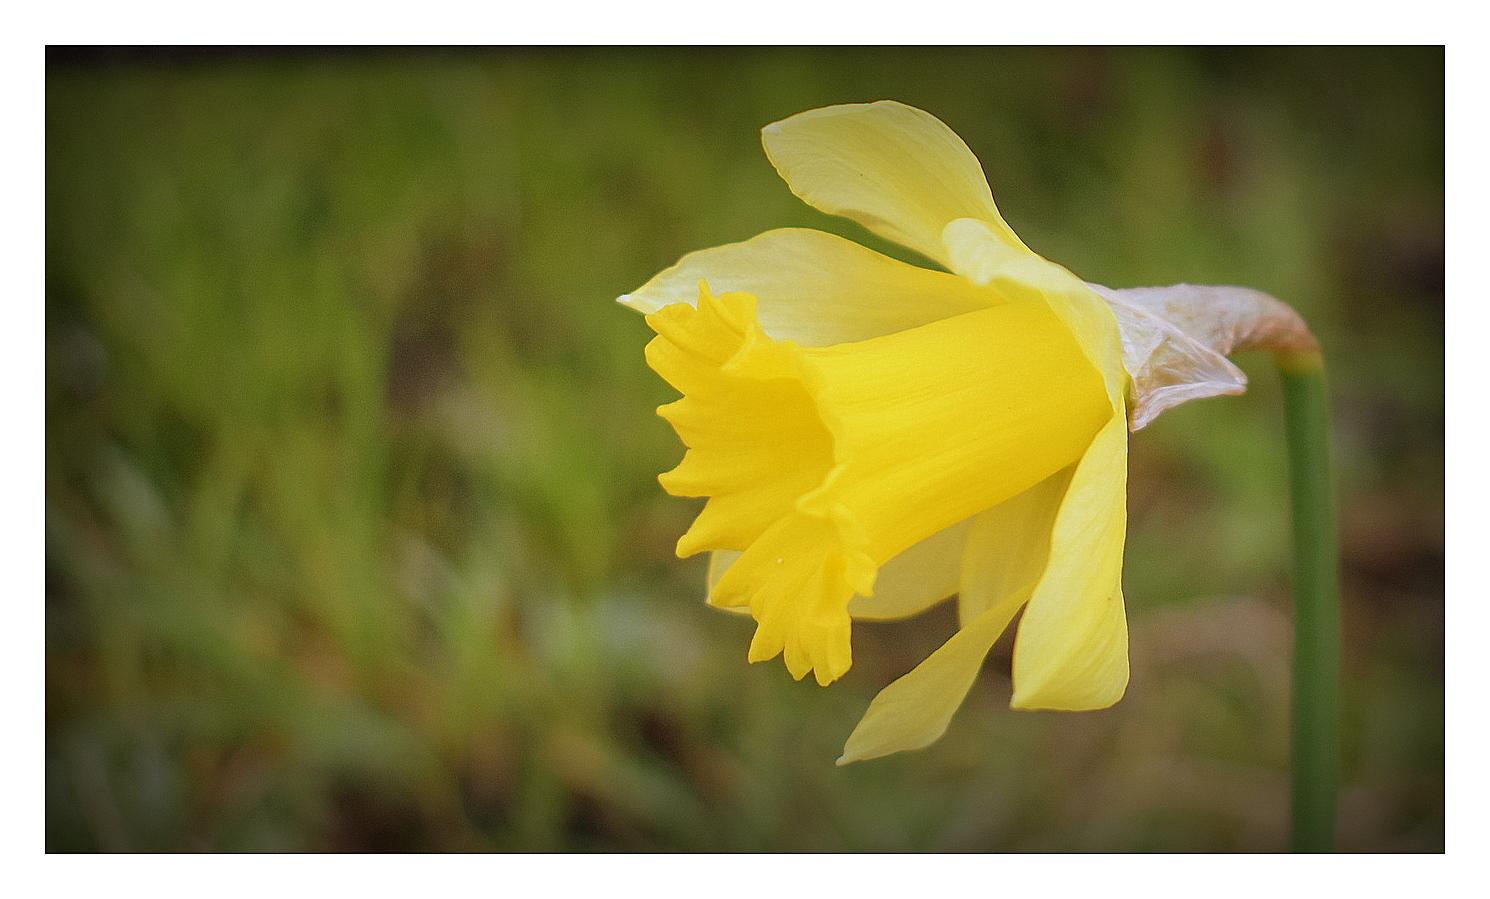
[618,292,663,315]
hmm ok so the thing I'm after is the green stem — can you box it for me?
[1276,347,1341,852]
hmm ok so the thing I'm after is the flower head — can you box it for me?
[620,101,1293,763]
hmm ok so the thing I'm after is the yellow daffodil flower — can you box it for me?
[620,100,1305,764]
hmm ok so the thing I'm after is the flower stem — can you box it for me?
[1276,347,1341,852]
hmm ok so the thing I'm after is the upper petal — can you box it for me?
[619,227,996,347]
[945,217,1129,410]
[761,101,1028,272]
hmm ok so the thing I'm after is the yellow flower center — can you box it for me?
[646,283,1111,685]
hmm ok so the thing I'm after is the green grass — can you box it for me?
[46,47,1443,851]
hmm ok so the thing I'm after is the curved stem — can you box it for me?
[1276,347,1341,852]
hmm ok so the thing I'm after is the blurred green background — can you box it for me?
[45,46,1443,852]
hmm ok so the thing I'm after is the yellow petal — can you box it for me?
[957,467,1072,627]
[837,470,1076,764]
[706,549,742,596]
[1009,416,1130,710]
[837,600,1023,765]
[846,517,970,621]
[647,284,1111,686]
[944,217,1129,409]
[620,228,995,347]
[940,219,1132,712]
[761,101,1028,272]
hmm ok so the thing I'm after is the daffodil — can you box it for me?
[620,100,1311,763]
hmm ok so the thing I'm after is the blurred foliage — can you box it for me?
[45,47,1442,852]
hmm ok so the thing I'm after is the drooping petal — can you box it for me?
[1009,416,1129,710]
[837,600,1024,765]
[835,469,1074,764]
[761,101,1028,272]
[956,467,1072,627]
[1088,282,1318,430]
[846,517,970,621]
[646,284,1111,686]
[619,228,996,347]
